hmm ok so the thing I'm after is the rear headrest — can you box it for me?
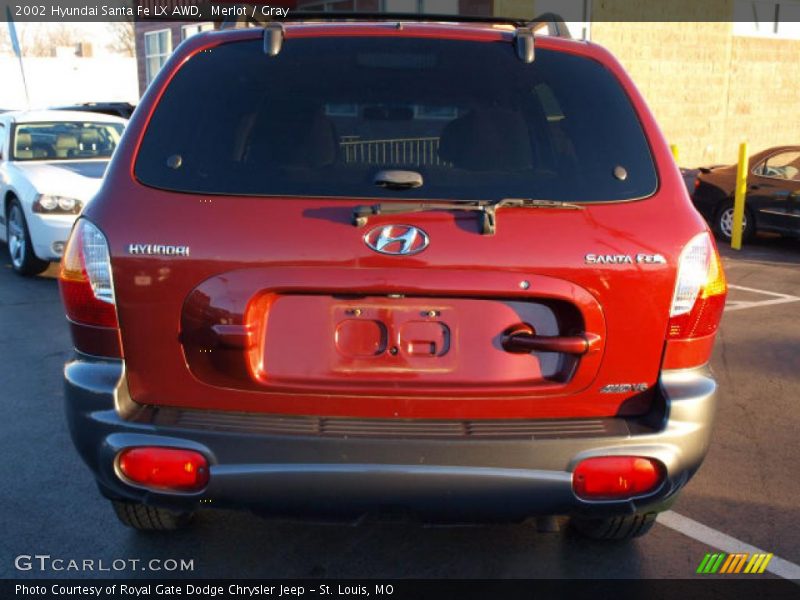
[15,133,32,150]
[439,109,534,171]
[56,134,78,149]
[247,107,338,169]
[80,130,100,144]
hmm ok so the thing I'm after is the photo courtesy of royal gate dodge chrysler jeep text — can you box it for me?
[58,14,727,540]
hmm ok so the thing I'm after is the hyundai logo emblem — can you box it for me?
[364,224,429,256]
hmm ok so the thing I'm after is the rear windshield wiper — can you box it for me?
[353,198,584,235]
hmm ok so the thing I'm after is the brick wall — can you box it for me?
[723,35,800,164]
[496,0,800,166]
[590,21,734,166]
[585,0,800,166]
[591,21,800,166]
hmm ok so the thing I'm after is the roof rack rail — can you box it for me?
[221,9,574,65]
[221,9,574,38]
[514,12,572,64]
[220,10,526,29]
[526,12,573,39]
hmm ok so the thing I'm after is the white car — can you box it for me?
[0,110,126,275]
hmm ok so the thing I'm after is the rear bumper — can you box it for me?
[64,357,717,521]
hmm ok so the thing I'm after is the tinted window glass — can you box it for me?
[135,37,657,202]
[756,151,800,181]
[13,122,124,161]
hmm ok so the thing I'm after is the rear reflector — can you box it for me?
[573,456,664,500]
[117,447,209,492]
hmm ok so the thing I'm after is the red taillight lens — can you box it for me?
[59,220,118,328]
[117,447,209,492]
[667,232,727,339]
[573,456,664,500]
[59,278,118,328]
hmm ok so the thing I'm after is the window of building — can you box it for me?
[418,0,458,12]
[733,1,800,38]
[413,104,459,119]
[144,29,172,87]
[181,23,215,40]
[299,0,459,14]
[325,103,359,117]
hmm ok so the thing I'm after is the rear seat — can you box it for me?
[438,108,534,171]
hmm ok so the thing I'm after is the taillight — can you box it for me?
[60,219,117,327]
[573,456,664,500]
[117,447,209,492]
[667,232,727,339]
[59,220,122,357]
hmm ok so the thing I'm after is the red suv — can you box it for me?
[60,16,726,540]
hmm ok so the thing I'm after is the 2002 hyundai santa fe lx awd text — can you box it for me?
[59,15,727,540]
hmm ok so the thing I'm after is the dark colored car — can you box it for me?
[692,145,800,242]
[58,16,727,540]
[51,102,136,120]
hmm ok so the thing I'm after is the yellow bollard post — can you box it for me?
[670,144,679,163]
[731,142,749,250]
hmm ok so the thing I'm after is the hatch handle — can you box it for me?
[503,329,601,355]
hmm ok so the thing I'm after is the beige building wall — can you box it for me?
[591,22,800,167]
[497,0,800,167]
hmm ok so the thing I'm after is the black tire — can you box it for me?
[5,198,49,276]
[111,500,194,531]
[570,512,657,541]
[713,200,755,244]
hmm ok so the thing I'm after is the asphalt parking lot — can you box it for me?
[0,235,798,581]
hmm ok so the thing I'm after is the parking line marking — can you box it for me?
[658,510,800,582]
[728,284,800,298]
[724,284,800,312]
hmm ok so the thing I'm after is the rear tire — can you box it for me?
[713,200,755,244]
[570,512,657,540]
[111,500,194,531]
[6,199,49,276]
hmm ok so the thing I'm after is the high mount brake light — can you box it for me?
[667,232,727,339]
[60,220,118,328]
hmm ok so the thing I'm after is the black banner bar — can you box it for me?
[4,579,800,600]
[0,0,797,23]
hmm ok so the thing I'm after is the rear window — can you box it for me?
[14,121,123,161]
[134,37,657,202]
